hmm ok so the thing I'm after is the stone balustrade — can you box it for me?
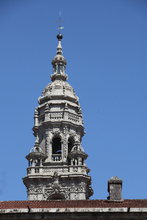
[52,154,62,161]
[27,165,87,176]
[38,111,82,125]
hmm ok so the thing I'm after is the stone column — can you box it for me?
[45,131,52,162]
[34,108,39,127]
[45,103,50,121]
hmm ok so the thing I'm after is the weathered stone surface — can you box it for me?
[23,34,93,200]
[108,176,122,201]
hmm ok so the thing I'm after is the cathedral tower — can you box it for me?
[23,34,93,200]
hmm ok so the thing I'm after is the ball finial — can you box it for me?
[57,34,63,41]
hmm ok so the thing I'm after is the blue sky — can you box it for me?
[0,0,147,200]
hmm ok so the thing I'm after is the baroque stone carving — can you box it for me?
[23,33,93,201]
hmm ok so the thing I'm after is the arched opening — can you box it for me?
[52,136,62,161]
[68,137,75,153]
[52,136,62,154]
[47,193,65,200]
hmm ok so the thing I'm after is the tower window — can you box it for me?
[52,136,62,154]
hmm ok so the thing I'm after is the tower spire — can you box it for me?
[23,29,93,201]
[51,31,67,81]
[57,11,64,56]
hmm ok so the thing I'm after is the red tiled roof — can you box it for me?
[0,200,147,209]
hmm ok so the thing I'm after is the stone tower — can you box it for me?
[23,34,93,200]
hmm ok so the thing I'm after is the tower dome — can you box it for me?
[38,80,79,105]
[23,33,93,201]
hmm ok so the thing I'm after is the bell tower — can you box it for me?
[23,33,93,200]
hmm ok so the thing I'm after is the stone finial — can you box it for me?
[56,34,63,55]
[51,33,67,82]
[107,176,123,201]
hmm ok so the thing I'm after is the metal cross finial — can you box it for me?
[57,11,64,34]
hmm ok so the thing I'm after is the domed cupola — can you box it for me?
[26,142,47,175]
[68,141,88,166]
[38,34,80,108]
[26,143,47,162]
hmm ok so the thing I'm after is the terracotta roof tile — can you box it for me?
[0,200,147,209]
